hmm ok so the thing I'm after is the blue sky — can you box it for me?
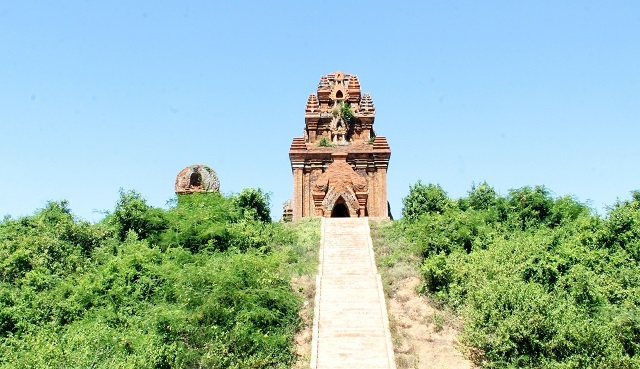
[1,1,639,221]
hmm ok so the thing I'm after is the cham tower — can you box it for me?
[288,71,391,220]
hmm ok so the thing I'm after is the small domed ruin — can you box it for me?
[174,164,220,194]
[288,71,391,219]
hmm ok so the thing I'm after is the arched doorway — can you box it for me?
[331,201,350,217]
[189,172,202,188]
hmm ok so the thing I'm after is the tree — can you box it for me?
[401,181,449,222]
[111,189,167,241]
[468,181,497,211]
[507,185,553,230]
[234,188,272,223]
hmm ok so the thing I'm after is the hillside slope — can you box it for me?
[373,182,640,369]
[371,220,474,369]
[0,191,320,368]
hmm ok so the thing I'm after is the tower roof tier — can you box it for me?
[303,71,377,146]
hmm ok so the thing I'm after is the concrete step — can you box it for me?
[311,217,396,369]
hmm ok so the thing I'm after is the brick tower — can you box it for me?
[288,71,391,220]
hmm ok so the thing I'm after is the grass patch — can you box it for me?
[369,220,421,298]
[283,218,320,369]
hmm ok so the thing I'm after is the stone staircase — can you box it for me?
[311,217,396,369]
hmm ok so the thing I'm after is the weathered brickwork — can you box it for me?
[288,71,391,219]
[175,164,220,194]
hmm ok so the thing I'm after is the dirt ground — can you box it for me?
[387,276,475,369]
[292,274,315,369]
[369,220,476,369]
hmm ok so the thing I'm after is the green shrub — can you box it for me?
[463,278,555,367]
[317,136,333,147]
[600,194,640,260]
[548,195,590,227]
[340,101,354,123]
[0,190,316,368]
[468,181,497,211]
[0,201,103,286]
[506,186,554,230]
[402,181,450,222]
[399,182,640,368]
[110,189,167,242]
[421,253,453,294]
[233,188,272,223]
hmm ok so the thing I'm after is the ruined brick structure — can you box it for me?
[288,71,391,220]
[175,164,220,194]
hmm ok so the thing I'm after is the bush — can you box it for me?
[468,181,497,211]
[600,194,640,260]
[317,136,333,147]
[506,186,554,230]
[402,181,450,222]
[0,201,103,286]
[110,189,167,242]
[0,189,316,368]
[463,278,555,367]
[340,101,354,123]
[234,188,272,223]
[421,253,453,294]
[161,192,237,252]
[399,182,640,368]
[548,195,589,227]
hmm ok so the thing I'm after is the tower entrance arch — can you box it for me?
[331,201,350,217]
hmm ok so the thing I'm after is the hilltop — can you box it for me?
[1,182,639,368]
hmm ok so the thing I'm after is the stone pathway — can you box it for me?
[311,217,396,369]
